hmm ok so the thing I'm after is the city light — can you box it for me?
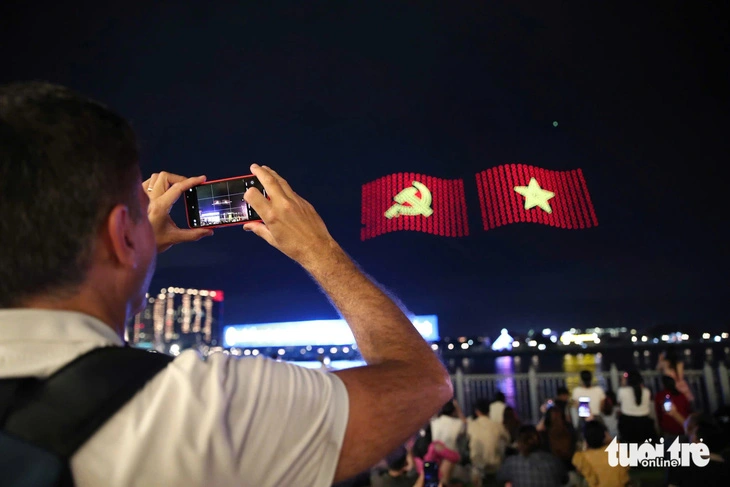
[330,347,338,354]
[632,336,638,342]
[681,334,689,340]
[278,348,285,356]
[528,340,537,347]
[560,333,599,345]
[538,344,547,350]
[342,347,350,353]
[641,336,648,342]
[431,344,439,351]
[224,315,439,347]
[703,333,711,340]
[542,328,551,336]
[492,329,514,351]
[243,349,251,356]
[252,349,259,356]
[448,344,455,350]
[461,343,469,349]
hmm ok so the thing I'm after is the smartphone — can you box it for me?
[546,399,554,409]
[184,174,266,229]
[423,461,439,487]
[663,395,672,412]
[578,396,591,418]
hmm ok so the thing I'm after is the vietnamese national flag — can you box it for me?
[476,164,598,230]
[361,173,469,241]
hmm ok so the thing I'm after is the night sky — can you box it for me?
[2,2,727,335]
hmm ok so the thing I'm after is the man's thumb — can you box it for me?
[180,228,214,242]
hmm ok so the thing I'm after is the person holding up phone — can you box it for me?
[0,82,452,487]
[570,371,606,419]
[655,376,692,438]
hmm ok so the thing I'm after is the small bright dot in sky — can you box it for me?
[552,121,558,127]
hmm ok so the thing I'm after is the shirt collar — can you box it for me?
[0,308,123,346]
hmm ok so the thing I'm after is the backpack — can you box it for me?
[0,346,173,487]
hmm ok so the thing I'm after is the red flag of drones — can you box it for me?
[361,173,469,241]
[476,164,598,230]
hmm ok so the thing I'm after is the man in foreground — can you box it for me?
[0,82,452,486]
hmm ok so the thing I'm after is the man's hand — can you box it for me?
[242,164,336,268]
[143,172,214,253]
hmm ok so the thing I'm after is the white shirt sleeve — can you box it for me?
[571,388,581,402]
[73,351,350,487]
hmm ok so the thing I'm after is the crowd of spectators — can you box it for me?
[335,359,730,487]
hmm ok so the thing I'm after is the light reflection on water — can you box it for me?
[492,353,602,375]
[495,356,517,407]
[473,345,718,375]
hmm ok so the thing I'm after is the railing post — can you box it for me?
[528,366,539,424]
[703,363,718,413]
[610,363,620,392]
[718,363,730,407]
[455,368,466,410]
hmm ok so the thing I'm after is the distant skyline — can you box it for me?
[2,2,727,334]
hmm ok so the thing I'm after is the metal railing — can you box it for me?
[451,363,730,424]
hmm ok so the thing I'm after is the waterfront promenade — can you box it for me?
[451,362,730,423]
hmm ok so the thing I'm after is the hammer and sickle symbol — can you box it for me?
[384,181,433,219]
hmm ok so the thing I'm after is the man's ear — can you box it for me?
[105,204,137,268]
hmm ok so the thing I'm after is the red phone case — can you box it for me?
[184,174,264,229]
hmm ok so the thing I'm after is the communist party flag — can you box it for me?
[476,164,598,230]
[361,173,469,241]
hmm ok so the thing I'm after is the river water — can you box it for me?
[443,342,730,375]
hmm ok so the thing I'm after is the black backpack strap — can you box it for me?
[1,346,173,458]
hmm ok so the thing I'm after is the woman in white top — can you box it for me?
[430,399,466,451]
[617,370,656,444]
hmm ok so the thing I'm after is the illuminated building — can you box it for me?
[223,315,438,348]
[127,287,224,353]
[560,332,601,345]
[491,329,514,351]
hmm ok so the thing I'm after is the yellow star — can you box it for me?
[514,177,555,214]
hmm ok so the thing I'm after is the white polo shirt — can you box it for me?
[0,309,349,487]
[571,385,606,416]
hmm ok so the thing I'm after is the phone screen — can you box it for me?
[578,396,591,418]
[663,396,672,412]
[184,174,266,228]
[423,462,439,487]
